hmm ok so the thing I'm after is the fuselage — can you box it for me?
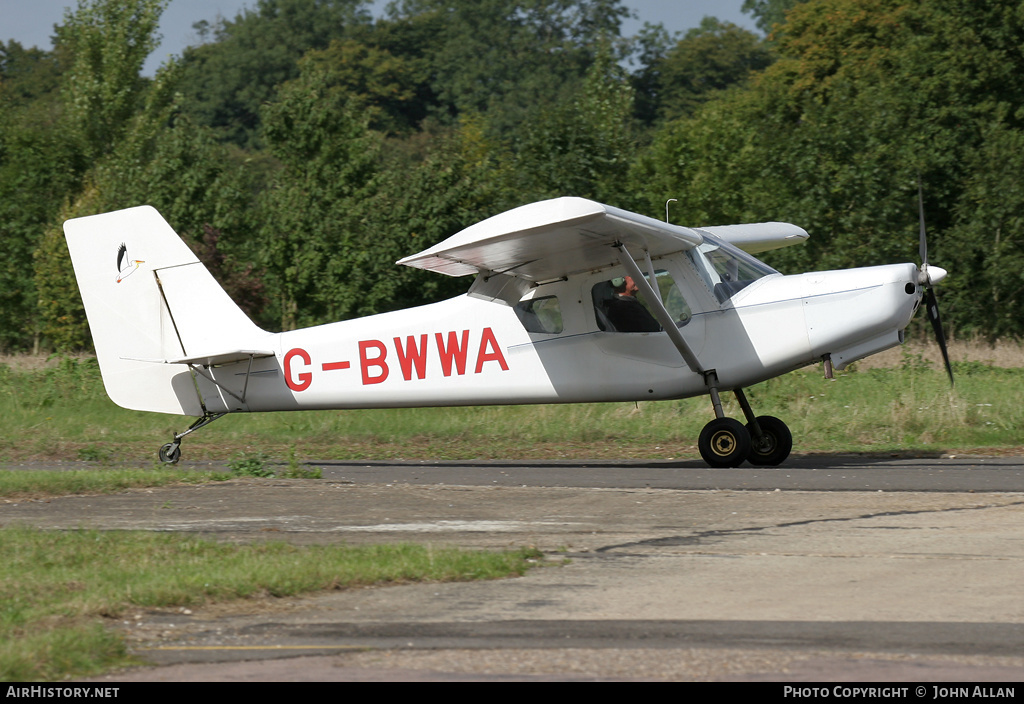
[196,250,924,415]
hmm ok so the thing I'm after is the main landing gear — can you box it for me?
[158,412,226,465]
[697,384,792,468]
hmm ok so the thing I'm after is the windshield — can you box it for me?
[687,237,777,303]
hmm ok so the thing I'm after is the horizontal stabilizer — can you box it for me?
[124,350,276,367]
[166,350,276,367]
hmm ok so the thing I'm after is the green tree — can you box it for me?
[0,40,63,106]
[258,67,383,329]
[292,38,424,135]
[33,192,99,351]
[741,0,808,34]
[177,0,372,147]
[0,126,84,350]
[637,17,772,124]
[55,0,169,159]
[383,0,631,137]
[0,42,83,350]
[946,124,1024,339]
[514,41,636,204]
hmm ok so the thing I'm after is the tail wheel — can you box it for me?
[746,416,792,466]
[698,417,751,468]
[159,443,181,465]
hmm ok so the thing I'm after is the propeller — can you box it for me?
[916,180,953,385]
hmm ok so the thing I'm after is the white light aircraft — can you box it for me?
[63,195,950,467]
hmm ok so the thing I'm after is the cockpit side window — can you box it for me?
[591,270,692,333]
[514,295,563,334]
[687,238,778,303]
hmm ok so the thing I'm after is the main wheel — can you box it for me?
[746,416,792,466]
[158,442,181,465]
[698,417,751,468]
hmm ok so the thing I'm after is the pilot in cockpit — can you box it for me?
[604,276,661,332]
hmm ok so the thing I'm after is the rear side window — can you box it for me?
[514,296,563,334]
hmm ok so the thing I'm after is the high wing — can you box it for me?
[397,197,703,282]
[697,222,808,254]
[398,198,808,284]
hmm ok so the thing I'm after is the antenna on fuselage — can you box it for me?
[665,199,677,224]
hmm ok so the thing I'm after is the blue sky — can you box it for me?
[1,0,759,75]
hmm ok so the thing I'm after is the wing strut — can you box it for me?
[614,243,703,374]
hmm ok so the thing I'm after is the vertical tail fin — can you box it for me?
[64,206,273,415]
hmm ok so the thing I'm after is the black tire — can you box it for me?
[746,416,792,466]
[159,443,181,465]
[698,417,751,468]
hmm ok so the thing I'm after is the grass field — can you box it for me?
[0,527,541,681]
[2,338,1023,466]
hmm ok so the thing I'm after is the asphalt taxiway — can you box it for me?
[4,455,1024,681]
